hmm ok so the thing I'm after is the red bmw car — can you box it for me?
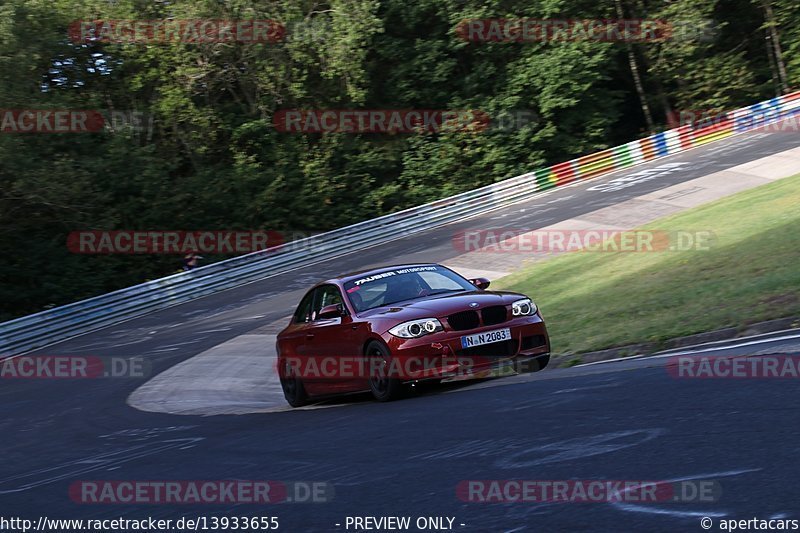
[277,264,550,406]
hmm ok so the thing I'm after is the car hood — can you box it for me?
[357,290,528,321]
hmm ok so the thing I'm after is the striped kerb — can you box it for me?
[550,161,576,187]
[534,167,557,191]
[523,92,800,197]
[651,132,670,157]
[638,137,658,161]
[577,149,616,178]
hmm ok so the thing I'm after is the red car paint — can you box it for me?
[277,264,550,406]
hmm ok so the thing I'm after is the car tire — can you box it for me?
[366,340,404,402]
[517,353,550,373]
[280,359,308,408]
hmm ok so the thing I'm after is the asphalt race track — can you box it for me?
[2,129,800,532]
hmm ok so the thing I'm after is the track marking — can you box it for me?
[610,468,762,519]
[494,428,666,469]
[0,438,203,494]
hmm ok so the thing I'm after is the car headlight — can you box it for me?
[511,298,536,316]
[389,318,443,338]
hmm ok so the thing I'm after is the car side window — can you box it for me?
[312,285,344,320]
[293,289,317,323]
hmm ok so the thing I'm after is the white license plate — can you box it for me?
[460,328,511,349]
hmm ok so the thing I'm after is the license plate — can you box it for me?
[460,328,511,349]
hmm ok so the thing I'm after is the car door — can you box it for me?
[278,288,318,372]
[304,284,364,393]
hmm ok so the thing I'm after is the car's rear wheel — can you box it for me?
[366,341,404,402]
[280,359,308,407]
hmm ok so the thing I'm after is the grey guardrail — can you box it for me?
[2,93,800,355]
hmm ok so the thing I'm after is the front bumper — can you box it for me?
[382,313,550,381]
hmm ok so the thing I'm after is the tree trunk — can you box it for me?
[761,0,789,93]
[615,0,655,133]
[764,28,782,96]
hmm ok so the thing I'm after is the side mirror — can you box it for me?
[318,303,346,319]
[469,277,491,290]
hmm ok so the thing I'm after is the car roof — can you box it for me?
[321,263,443,286]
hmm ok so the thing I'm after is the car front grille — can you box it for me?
[458,339,518,358]
[481,305,508,326]
[447,310,480,331]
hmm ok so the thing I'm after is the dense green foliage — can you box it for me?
[1,0,797,319]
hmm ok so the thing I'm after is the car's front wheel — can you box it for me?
[516,353,550,373]
[366,340,404,402]
[280,359,308,407]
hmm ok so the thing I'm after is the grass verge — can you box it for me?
[493,173,800,355]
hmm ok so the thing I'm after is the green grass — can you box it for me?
[493,173,800,355]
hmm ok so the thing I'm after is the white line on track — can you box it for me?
[610,468,762,519]
[581,330,800,367]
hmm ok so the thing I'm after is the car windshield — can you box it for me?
[343,266,476,312]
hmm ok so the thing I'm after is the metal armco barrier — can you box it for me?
[2,92,800,355]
